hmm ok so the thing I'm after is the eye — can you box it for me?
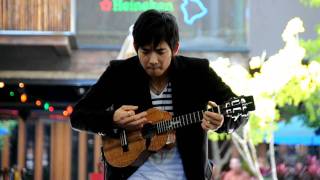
[157,50,166,55]
[141,49,150,54]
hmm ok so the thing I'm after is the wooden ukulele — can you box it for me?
[102,96,255,168]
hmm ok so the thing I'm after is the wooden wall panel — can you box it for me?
[34,120,44,180]
[1,136,10,169]
[94,135,102,172]
[78,131,87,180]
[50,122,71,180]
[0,0,71,31]
[17,118,26,171]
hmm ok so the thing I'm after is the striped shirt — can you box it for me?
[128,82,187,180]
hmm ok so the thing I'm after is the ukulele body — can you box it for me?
[103,108,174,168]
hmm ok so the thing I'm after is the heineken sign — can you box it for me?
[100,0,174,12]
[99,0,208,25]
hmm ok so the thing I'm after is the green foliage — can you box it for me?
[299,0,320,127]
[275,75,313,107]
[300,0,320,63]
[0,120,17,149]
[274,61,320,126]
[248,112,278,144]
[303,88,320,127]
[300,27,320,63]
[300,0,320,7]
[0,120,17,133]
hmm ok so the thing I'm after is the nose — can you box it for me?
[149,52,158,65]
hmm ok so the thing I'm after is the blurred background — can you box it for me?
[0,0,320,179]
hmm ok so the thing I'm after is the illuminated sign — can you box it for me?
[100,0,174,12]
[99,0,208,25]
[180,0,208,25]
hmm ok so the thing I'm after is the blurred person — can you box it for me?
[70,9,249,180]
[258,157,271,177]
[293,161,311,180]
[276,162,290,180]
[223,158,251,180]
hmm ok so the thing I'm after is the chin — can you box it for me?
[147,70,163,77]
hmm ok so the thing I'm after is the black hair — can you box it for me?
[133,9,179,51]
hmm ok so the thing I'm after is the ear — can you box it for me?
[133,41,139,52]
[173,43,180,55]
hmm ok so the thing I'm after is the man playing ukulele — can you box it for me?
[70,9,249,180]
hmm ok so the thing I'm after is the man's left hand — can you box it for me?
[201,101,224,131]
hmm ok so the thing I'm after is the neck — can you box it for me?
[149,74,169,94]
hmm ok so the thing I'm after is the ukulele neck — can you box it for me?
[155,106,220,134]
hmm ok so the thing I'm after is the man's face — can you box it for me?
[137,41,178,78]
[230,158,241,172]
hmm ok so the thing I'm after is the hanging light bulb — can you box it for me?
[63,111,69,116]
[35,100,42,106]
[9,91,15,97]
[44,102,50,110]
[20,93,27,103]
[49,106,54,112]
[66,105,73,114]
[0,82,4,88]
[19,82,25,88]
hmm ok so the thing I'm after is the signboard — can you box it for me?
[77,0,247,51]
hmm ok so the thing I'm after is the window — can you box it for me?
[76,0,248,51]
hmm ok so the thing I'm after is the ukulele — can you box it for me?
[102,95,255,168]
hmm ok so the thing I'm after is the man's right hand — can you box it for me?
[113,105,148,131]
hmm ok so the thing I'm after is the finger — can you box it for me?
[201,120,215,131]
[201,121,209,131]
[123,117,148,131]
[208,101,218,107]
[126,110,135,117]
[134,111,148,119]
[117,111,131,120]
[204,111,222,119]
[202,119,219,131]
[126,117,148,127]
[120,111,148,125]
[203,113,224,129]
[121,105,138,111]
[204,112,224,123]
[203,113,224,125]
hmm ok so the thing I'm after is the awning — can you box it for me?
[274,116,320,145]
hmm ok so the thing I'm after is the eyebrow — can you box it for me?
[141,47,151,51]
[141,47,166,51]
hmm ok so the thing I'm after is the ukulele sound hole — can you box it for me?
[141,123,156,139]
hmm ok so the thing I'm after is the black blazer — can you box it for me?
[70,55,243,180]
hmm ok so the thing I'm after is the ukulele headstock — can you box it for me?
[220,95,255,122]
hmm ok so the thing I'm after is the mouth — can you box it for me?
[148,67,160,70]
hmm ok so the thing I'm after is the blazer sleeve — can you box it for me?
[206,64,248,133]
[70,61,119,137]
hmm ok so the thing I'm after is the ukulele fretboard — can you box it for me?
[155,106,219,134]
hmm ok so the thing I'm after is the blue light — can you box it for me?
[180,0,208,25]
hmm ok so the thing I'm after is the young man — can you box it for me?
[70,9,247,180]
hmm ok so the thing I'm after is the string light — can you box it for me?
[20,93,27,103]
[9,91,15,97]
[66,105,73,114]
[35,100,42,106]
[44,102,50,111]
[48,106,54,112]
[19,82,25,88]
[63,111,69,116]
[2,82,76,115]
